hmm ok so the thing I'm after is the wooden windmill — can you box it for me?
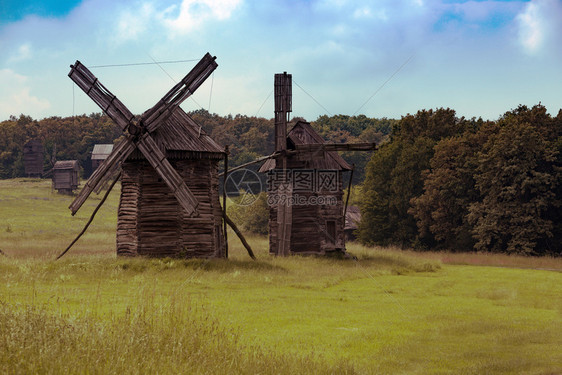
[258,72,377,256]
[23,139,44,177]
[66,53,227,258]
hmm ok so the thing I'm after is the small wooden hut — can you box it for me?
[344,205,361,241]
[53,160,80,194]
[117,110,225,258]
[91,144,113,172]
[23,139,44,177]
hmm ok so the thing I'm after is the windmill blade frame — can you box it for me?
[69,61,135,131]
[136,133,199,216]
[68,54,217,217]
[69,137,137,215]
[143,53,218,133]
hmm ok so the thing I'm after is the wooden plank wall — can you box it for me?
[117,158,224,258]
[117,162,140,256]
[138,162,181,257]
[177,159,224,258]
[268,170,346,255]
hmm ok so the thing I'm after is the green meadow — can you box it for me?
[1,179,561,374]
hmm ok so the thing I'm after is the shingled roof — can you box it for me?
[129,108,224,160]
[54,160,79,170]
[259,120,352,171]
[91,144,113,160]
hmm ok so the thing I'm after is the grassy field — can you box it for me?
[1,179,561,374]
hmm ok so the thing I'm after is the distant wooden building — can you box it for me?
[344,206,361,241]
[53,160,80,194]
[260,120,352,255]
[23,139,44,177]
[91,144,113,172]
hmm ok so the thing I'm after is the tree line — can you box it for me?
[2,105,559,256]
[0,110,392,181]
[358,105,562,256]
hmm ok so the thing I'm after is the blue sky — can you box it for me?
[0,0,560,122]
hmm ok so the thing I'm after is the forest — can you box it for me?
[0,104,560,256]
[358,105,562,256]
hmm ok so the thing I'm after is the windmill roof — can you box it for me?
[127,108,224,160]
[91,144,114,160]
[153,108,223,154]
[259,121,352,172]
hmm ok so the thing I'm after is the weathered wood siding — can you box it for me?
[268,171,345,255]
[53,161,79,193]
[117,162,140,255]
[117,158,224,258]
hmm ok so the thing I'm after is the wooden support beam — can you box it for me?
[293,142,378,153]
[344,164,355,219]
[223,145,229,258]
[57,172,121,260]
[218,151,280,177]
[224,214,256,260]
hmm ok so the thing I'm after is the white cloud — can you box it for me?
[0,69,50,119]
[517,0,562,55]
[517,1,543,53]
[162,0,242,34]
[8,43,32,63]
[115,3,155,43]
[353,6,387,20]
[353,7,371,18]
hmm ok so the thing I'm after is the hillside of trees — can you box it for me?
[0,111,392,182]
[1,104,560,256]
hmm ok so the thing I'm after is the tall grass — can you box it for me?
[0,298,356,374]
[1,179,562,374]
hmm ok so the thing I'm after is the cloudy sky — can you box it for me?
[0,0,560,122]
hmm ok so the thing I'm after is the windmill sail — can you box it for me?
[69,61,135,131]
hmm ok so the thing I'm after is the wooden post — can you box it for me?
[223,145,229,258]
[344,164,354,219]
[274,72,292,256]
[277,176,292,256]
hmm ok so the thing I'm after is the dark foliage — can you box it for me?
[361,104,562,256]
[0,111,391,182]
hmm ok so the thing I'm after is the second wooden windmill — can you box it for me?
[67,53,226,258]
[259,73,377,256]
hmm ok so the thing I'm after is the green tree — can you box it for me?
[359,108,467,247]
[468,119,558,255]
[357,140,402,245]
[409,124,494,251]
[228,192,269,235]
